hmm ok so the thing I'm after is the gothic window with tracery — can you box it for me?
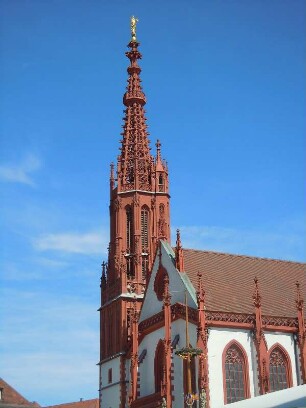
[154,340,165,393]
[224,343,249,404]
[269,346,290,392]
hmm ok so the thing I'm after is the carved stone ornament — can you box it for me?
[161,397,166,408]
[114,197,122,211]
[270,348,286,366]
[133,194,140,207]
[225,346,243,364]
[127,282,136,294]
[199,389,207,408]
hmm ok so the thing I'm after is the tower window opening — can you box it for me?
[141,208,149,252]
[141,255,149,280]
[108,368,112,384]
[126,256,134,279]
[126,207,133,253]
[158,174,164,192]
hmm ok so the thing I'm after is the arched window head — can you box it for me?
[154,340,165,393]
[223,341,250,404]
[269,345,292,392]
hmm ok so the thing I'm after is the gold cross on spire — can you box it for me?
[130,16,139,42]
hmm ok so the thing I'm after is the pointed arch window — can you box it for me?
[223,341,250,404]
[269,345,292,392]
[154,340,165,393]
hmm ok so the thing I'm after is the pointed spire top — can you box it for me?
[176,229,182,249]
[101,261,107,288]
[124,17,145,106]
[197,271,205,304]
[110,162,115,190]
[253,276,261,307]
[130,16,139,43]
[156,139,161,160]
[118,21,153,192]
[175,229,185,272]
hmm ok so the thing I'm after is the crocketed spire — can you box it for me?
[118,39,154,192]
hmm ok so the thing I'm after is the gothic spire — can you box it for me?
[117,22,153,192]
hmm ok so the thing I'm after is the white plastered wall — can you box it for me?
[100,356,121,408]
[208,328,256,408]
[138,326,165,396]
[137,318,198,405]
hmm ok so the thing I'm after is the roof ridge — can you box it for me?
[0,378,32,405]
[44,400,99,408]
[182,248,306,265]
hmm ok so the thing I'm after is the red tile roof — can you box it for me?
[0,378,39,407]
[44,399,99,408]
[183,249,306,317]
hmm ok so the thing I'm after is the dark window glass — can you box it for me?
[154,341,165,393]
[108,368,112,384]
[225,346,247,404]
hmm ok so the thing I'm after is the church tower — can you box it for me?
[99,18,170,408]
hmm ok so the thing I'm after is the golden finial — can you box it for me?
[130,15,139,42]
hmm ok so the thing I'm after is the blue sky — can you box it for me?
[0,0,305,405]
